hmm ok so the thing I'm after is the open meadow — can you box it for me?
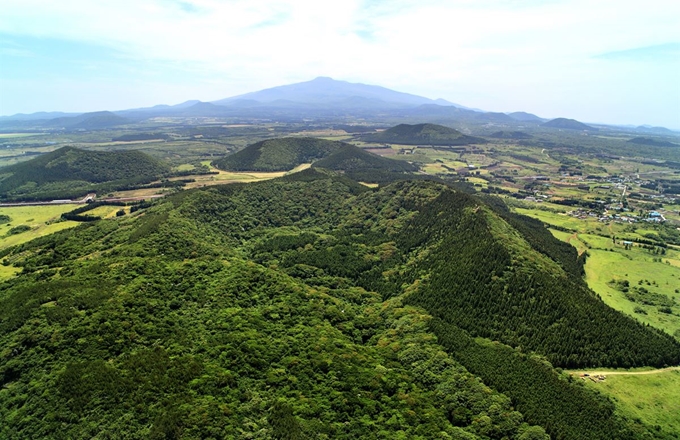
[569,367,680,439]
[0,205,80,280]
[0,205,79,251]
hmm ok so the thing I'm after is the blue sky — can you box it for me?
[1,0,679,128]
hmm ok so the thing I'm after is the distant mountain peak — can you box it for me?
[212,77,446,108]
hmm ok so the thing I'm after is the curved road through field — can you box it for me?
[574,366,680,376]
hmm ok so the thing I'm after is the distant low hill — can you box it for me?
[507,112,545,122]
[364,123,485,146]
[541,118,598,131]
[0,146,170,201]
[627,137,678,148]
[212,137,348,172]
[636,125,674,134]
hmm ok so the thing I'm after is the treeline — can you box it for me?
[60,201,128,222]
[111,132,170,142]
[430,319,644,440]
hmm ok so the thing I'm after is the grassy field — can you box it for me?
[0,205,80,280]
[570,368,680,438]
[86,205,128,219]
[0,264,21,281]
[584,244,680,338]
[0,205,79,252]
[514,207,586,231]
[0,133,45,138]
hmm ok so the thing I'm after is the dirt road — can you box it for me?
[574,366,680,376]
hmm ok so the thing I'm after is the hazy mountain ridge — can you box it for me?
[2,78,677,133]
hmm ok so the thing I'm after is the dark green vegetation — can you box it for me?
[2,170,678,439]
[212,137,421,182]
[0,146,171,201]
[311,144,418,183]
[5,225,31,236]
[628,137,679,148]
[488,131,532,140]
[364,123,485,146]
[212,137,348,171]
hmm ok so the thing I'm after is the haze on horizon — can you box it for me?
[1,0,679,129]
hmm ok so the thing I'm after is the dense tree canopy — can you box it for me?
[1,172,677,438]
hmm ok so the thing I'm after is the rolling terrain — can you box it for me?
[1,168,678,438]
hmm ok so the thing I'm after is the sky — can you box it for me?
[1,0,679,128]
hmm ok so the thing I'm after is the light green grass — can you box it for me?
[0,264,20,281]
[515,207,585,231]
[0,205,79,251]
[575,369,680,438]
[584,247,680,337]
[86,205,125,219]
[173,163,195,171]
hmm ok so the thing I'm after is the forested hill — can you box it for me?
[0,146,170,201]
[212,137,348,171]
[310,144,419,183]
[363,123,485,145]
[1,171,678,438]
[541,118,597,131]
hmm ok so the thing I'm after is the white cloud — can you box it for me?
[1,0,679,125]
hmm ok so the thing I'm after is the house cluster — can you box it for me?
[568,209,667,224]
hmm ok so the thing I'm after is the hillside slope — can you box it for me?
[212,137,349,171]
[0,146,170,201]
[1,173,677,438]
[364,123,485,145]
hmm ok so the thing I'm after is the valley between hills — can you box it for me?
[1,80,680,439]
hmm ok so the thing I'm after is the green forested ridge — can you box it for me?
[363,123,485,146]
[1,173,677,438]
[311,144,417,173]
[212,137,348,171]
[399,190,679,369]
[310,144,419,182]
[0,146,171,201]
